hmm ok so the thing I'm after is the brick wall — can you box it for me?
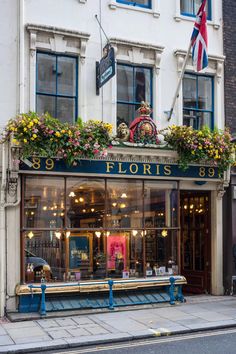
[223,1,236,135]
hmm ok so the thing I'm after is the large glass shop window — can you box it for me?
[23,176,179,283]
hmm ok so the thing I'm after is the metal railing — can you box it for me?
[28,276,185,317]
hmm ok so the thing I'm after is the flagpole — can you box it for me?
[168,41,192,121]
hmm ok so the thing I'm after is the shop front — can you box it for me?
[15,149,225,312]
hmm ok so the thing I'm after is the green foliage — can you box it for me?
[163,125,235,176]
[2,112,113,165]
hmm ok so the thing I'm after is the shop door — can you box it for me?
[180,192,211,294]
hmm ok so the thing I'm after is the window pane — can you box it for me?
[198,76,212,110]
[106,179,143,229]
[117,0,150,7]
[57,97,75,124]
[66,178,105,229]
[37,53,56,94]
[57,56,77,96]
[36,95,56,117]
[145,230,178,275]
[181,0,193,14]
[117,65,133,102]
[134,67,151,104]
[25,230,66,283]
[183,110,212,130]
[183,75,197,109]
[144,181,178,228]
[117,103,135,127]
[24,176,65,229]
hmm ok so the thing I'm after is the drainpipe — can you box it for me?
[0,144,7,317]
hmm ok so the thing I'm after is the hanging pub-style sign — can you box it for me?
[96,44,115,94]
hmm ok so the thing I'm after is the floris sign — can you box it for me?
[20,157,220,180]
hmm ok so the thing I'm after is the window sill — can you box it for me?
[174,14,220,30]
[109,1,160,18]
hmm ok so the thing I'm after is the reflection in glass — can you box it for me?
[24,230,66,283]
[24,176,65,229]
[66,178,105,229]
[106,179,143,229]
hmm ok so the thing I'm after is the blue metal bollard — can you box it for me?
[40,283,47,316]
[169,277,176,305]
[108,279,114,310]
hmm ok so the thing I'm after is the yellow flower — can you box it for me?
[61,130,66,134]
[31,137,35,141]
[12,139,19,145]
[55,131,61,137]
[23,139,27,143]
[33,119,39,124]
[23,127,27,132]
[33,134,37,139]
[68,130,72,137]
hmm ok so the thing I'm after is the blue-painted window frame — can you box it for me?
[116,0,152,9]
[36,51,78,122]
[183,72,214,130]
[180,0,212,21]
[117,63,153,125]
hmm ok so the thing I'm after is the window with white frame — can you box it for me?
[116,0,151,9]
[117,63,152,128]
[36,52,78,124]
[183,73,214,130]
[180,0,211,20]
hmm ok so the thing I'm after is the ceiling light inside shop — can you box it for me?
[91,208,95,212]
[184,205,188,210]
[161,229,168,237]
[79,197,84,202]
[53,212,57,216]
[43,206,47,211]
[112,202,117,207]
[190,204,194,209]
[82,209,86,213]
[75,199,79,203]
[132,230,138,236]
[95,231,101,238]
[106,231,110,236]
[121,193,128,199]
[69,191,76,197]
[28,231,34,239]
[120,203,126,209]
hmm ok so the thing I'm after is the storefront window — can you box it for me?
[66,178,105,229]
[24,176,65,229]
[25,230,66,282]
[144,181,178,228]
[106,179,143,229]
[22,176,179,283]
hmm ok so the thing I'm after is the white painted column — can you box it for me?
[29,32,37,111]
[211,189,224,295]
[78,56,87,121]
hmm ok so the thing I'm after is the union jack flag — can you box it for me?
[191,0,208,72]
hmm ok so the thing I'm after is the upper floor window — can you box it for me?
[180,0,211,20]
[36,52,78,124]
[183,73,213,130]
[116,0,151,9]
[117,63,152,128]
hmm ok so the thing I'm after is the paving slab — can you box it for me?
[0,335,14,346]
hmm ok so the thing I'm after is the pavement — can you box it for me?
[1,295,236,353]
